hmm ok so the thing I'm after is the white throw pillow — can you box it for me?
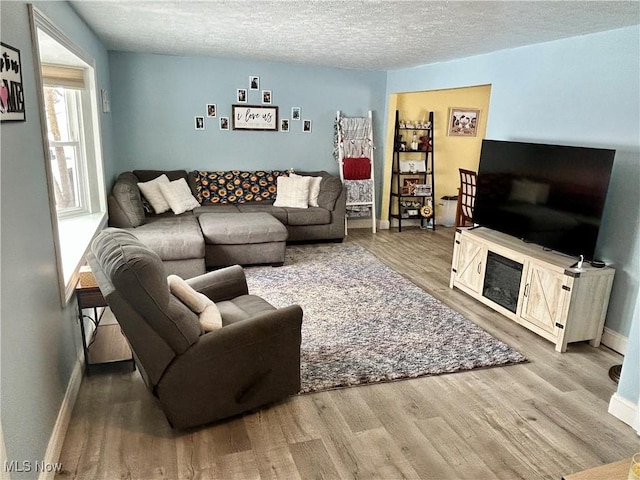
[158,178,200,215]
[273,176,311,208]
[167,274,222,332]
[137,174,171,214]
[274,175,312,208]
[291,173,322,207]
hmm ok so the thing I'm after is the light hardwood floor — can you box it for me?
[56,227,639,480]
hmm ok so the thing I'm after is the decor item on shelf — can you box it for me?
[419,135,431,151]
[245,243,527,394]
[420,204,433,218]
[399,158,425,173]
[448,107,480,137]
[401,177,420,195]
[414,184,431,196]
[232,104,278,131]
[411,131,419,151]
[1,42,25,122]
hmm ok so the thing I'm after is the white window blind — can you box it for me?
[41,63,85,89]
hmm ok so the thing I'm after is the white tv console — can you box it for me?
[449,227,615,352]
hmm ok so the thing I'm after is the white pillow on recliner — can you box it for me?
[167,274,222,332]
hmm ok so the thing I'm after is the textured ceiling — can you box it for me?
[70,1,640,70]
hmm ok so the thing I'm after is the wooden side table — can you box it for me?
[76,284,135,375]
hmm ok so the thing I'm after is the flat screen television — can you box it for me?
[473,140,615,261]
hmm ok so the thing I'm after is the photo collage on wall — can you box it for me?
[194,75,311,133]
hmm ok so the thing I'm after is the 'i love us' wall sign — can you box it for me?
[1,42,26,122]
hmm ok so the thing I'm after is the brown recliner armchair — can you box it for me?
[86,228,303,429]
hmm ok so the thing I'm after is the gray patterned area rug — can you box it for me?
[245,243,527,394]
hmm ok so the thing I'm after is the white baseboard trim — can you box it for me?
[346,218,378,231]
[608,392,640,435]
[601,327,627,355]
[39,357,83,480]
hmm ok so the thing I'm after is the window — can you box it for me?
[45,85,87,215]
[30,7,107,304]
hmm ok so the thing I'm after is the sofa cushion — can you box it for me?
[109,172,146,228]
[192,170,288,204]
[285,207,331,226]
[199,212,288,245]
[217,295,277,326]
[91,228,201,354]
[128,215,205,260]
[134,169,189,183]
[236,203,287,224]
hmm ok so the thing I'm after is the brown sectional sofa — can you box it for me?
[107,169,346,278]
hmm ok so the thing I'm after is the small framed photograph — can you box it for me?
[280,119,289,132]
[206,104,216,118]
[262,90,272,104]
[303,119,312,133]
[250,75,260,90]
[237,89,247,103]
[291,107,301,120]
[219,117,229,130]
[401,177,421,195]
[448,107,480,137]
[413,184,432,196]
[195,116,204,130]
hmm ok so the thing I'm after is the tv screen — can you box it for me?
[473,140,615,261]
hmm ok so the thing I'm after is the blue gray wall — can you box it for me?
[109,52,387,202]
[0,1,113,475]
[387,26,640,405]
[1,0,638,470]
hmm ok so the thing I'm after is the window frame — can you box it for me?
[29,6,107,305]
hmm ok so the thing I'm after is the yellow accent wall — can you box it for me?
[381,84,491,224]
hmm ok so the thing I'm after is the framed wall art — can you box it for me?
[302,119,312,133]
[448,107,480,137]
[249,75,259,90]
[195,116,204,130]
[206,103,216,117]
[237,88,247,103]
[232,104,278,131]
[291,107,301,120]
[1,42,26,122]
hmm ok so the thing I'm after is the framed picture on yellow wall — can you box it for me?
[448,107,480,137]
